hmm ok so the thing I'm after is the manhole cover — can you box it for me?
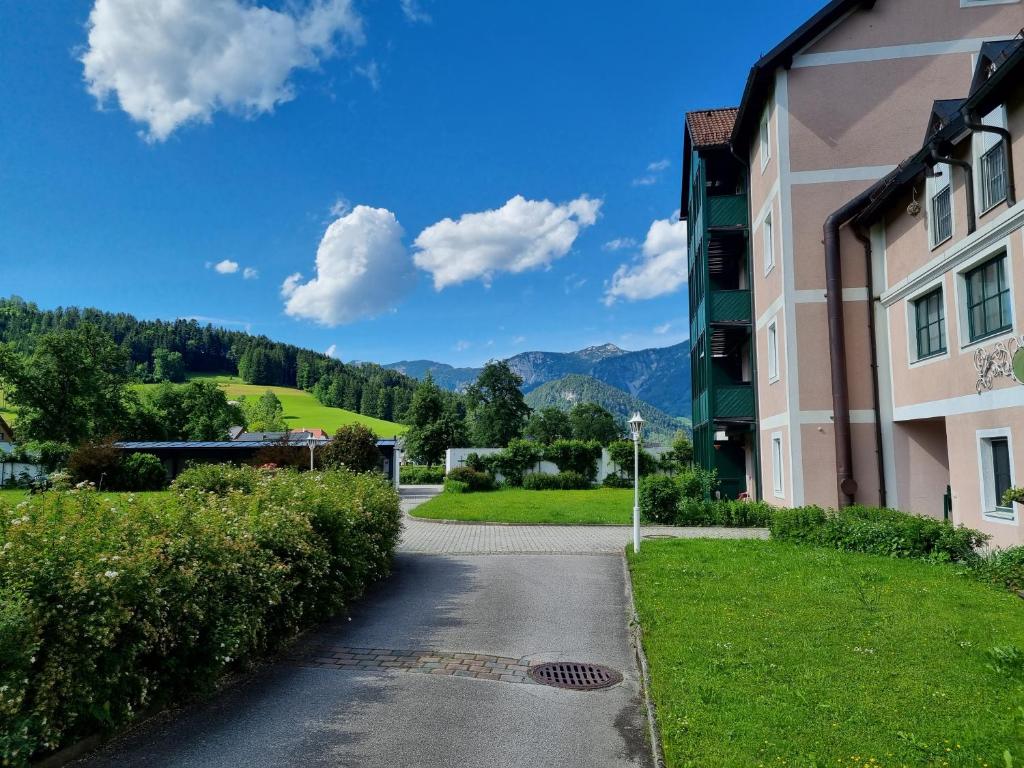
[527,662,622,690]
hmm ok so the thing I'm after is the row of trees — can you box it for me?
[0,324,294,447]
[401,360,670,466]
[0,296,419,423]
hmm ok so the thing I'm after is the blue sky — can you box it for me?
[0,0,823,367]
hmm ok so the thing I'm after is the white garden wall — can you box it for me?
[445,445,670,484]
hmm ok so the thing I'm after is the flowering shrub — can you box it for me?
[0,467,400,765]
[171,463,262,495]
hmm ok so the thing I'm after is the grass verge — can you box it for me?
[410,487,636,525]
[628,538,1024,768]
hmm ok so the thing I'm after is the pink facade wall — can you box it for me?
[805,0,1024,54]
[891,420,950,520]
[788,55,978,173]
[744,0,1022,510]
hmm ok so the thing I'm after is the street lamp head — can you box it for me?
[628,412,645,441]
[306,435,317,449]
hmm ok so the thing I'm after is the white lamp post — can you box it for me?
[628,412,645,554]
[306,435,319,472]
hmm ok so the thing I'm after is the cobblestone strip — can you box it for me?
[289,646,533,684]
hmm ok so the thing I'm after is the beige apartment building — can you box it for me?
[685,0,1023,545]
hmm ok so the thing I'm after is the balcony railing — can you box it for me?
[710,290,752,324]
[705,194,748,229]
[713,385,755,420]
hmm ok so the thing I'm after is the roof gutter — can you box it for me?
[823,184,879,506]
[963,109,1016,207]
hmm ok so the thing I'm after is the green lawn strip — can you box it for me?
[0,490,169,511]
[136,374,408,437]
[0,489,27,505]
[629,539,1024,768]
[410,487,637,525]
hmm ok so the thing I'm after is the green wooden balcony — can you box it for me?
[705,194,748,229]
[713,385,755,421]
[709,290,751,324]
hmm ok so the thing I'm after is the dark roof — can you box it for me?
[970,38,1022,94]
[857,35,1024,225]
[732,0,876,146]
[0,415,12,442]
[923,98,966,143]
[232,431,322,444]
[686,108,738,149]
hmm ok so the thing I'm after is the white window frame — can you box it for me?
[926,165,954,249]
[771,432,784,499]
[976,428,1017,524]
[759,105,771,173]
[767,319,780,383]
[762,211,775,276]
[973,105,1009,215]
[952,238,1016,351]
[905,277,950,367]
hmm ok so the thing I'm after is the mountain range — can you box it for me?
[386,340,691,418]
[524,375,689,444]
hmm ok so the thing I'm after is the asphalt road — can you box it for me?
[77,552,653,768]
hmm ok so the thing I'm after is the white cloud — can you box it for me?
[282,205,415,326]
[325,344,339,358]
[603,237,637,252]
[400,0,432,23]
[413,194,601,290]
[654,322,672,335]
[512,335,526,345]
[631,175,657,187]
[81,0,364,142]
[604,215,688,305]
[214,259,240,274]
[647,159,670,172]
[329,197,352,218]
[243,267,259,280]
[355,59,381,90]
[453,340,471,352]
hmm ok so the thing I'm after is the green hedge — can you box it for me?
[521,471,590,491]
[972,546,1024,593]
[675,498,774,527]
[446,467,495,492]
[0,468,401,766]
[400,465,445,485]
[770,504,987,563]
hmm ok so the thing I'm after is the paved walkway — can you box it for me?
[76,486,765,768]
[399,484,768,554]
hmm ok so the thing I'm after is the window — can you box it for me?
[978,108,1009,212]
[927,166,953,247]
[913,288,946,360]
[767,320,779,382]
[759,107,771,171]
[771,433,784,498]
[965,254,1012,342]
[978,431,1015,521]
[763,212,774,274]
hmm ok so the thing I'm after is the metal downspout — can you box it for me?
[853,223,886,508]
[929,149,977,234]
[963,110,1016,207]
[823,186,877,507]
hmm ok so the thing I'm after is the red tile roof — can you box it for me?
[686,108,739,148]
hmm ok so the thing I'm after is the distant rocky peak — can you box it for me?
[576,343,626,361]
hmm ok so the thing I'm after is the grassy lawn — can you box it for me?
[0,489,27,505]
[629,539,1024,768]
[410,487,636,524]
[136,375,408,437]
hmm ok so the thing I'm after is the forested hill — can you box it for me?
[0,296,417,423]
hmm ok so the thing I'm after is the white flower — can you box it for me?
[104,570,119,579]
